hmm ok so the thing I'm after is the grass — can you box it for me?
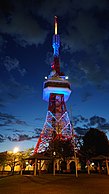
[0,173,109,194]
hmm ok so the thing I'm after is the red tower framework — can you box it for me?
[34,17,72,154]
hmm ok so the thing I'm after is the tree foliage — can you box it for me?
[80,128,109,160]
[0,147,34,173]
[46,138,74,160]
[0,152,7,171]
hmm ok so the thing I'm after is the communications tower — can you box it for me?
[34,16,72,154]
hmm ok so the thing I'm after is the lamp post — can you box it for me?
[53,151,56,175]
[74,141,78,178]
[70,106,78,178]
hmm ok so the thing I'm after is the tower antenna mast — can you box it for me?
[55,15,57,35]
[52,16,60,75]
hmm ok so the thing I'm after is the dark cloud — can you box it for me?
[7,134,31,142]
[36,0,72,21]
[0,0,48,47]
[0,114,109,143]
[7,133,38,142]
[75,127,88,136]
[0,112,15,120]
[0,134,5,143]
[34,128,42,136]
[13,129,24,132]
[0,0,109,148]
[73,115,89,126]
[0,112,28,127]
[73,0,109,10]
[16,120,27,125]
[73,115,109,135]
[3,56,26,76]
[62,14,109,86]
[0,0,109,88]
[89,116,106,127]
[70,114,109,136]
[0,76,36,106]
[101,123,109,132]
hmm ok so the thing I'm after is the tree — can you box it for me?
[18,147,34,175]
[6,147,34,175]
[80,128,109,160]
[6,152,19,174]
[45,138,74,160]
[45,138,74,173]
[0,152,7,172]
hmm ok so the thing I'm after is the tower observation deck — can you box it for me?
[34,16,72,154]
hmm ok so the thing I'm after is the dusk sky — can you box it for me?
[0,0,109,152]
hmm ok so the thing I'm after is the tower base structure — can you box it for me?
[34,93,72,154]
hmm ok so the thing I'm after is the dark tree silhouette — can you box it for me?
[0,152,7,172]
[80,128,109,160]
[46,138,74,160]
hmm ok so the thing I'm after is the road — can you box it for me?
[0,174,109,194]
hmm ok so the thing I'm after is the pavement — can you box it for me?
[0,173,109,194]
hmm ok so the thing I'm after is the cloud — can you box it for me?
[57,3,109,87]
[0,112,28,127]
[7,133,38,142]
[0,0,109,89]
[0,76,36,106]
[34,128,42,136]
[0,114,109,144]
[0,134,5,143]
[73,115,89,127]
[36,0,72,22]
[89,116,106,127]
[64,12,107,51]
[16,120,27,125]
[7,134,31,142]
[3,56,26,76]
[72,114,109,134]
[73,0,109,10]
[0,112,15,120]
[75,127,88,136]
[0,0,48,47]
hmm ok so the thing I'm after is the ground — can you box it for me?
[0,174,109,194]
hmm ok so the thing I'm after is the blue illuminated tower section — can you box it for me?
[34,16,72,154]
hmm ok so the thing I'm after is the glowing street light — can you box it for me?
[13,147,19,154]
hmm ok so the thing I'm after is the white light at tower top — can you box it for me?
[55,16,57,35]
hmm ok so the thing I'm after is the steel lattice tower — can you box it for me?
[34,16,72,154]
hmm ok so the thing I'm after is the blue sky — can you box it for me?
[0,0,109,152]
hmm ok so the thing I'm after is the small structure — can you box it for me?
[91,155,109,175]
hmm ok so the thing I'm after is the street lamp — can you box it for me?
[74,146,78,178]
[13,147,19,154]
[53,151,56,175]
